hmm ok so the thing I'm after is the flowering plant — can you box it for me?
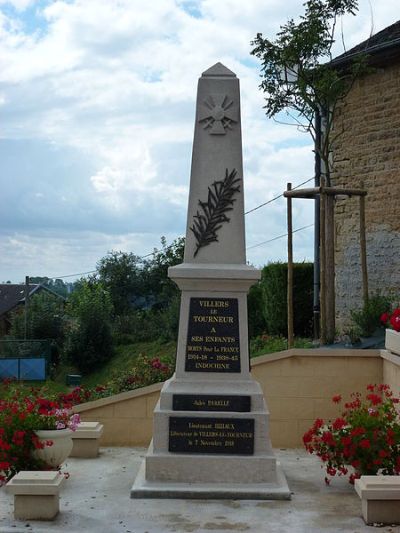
[303,384,400,484]
[381,307,400,332]
[0,380,80,484]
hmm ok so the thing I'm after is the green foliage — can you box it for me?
[251,0,367,177]
[8,291,64,345]
[260,262,313,337]
[105,353,174,394]
[96,250,144,315]
[81,339,177,389]
[350,293,392,337]
[97,237,184,316]
[64,280,114,374]
[250,334,313,358]
[247,282,267,338]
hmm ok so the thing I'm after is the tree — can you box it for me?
[97,237,185,315]
[97,251,143,315]
[142,237,185,310]
[9,291,64,343]
[250,0,368,183]
[64,280,114,374]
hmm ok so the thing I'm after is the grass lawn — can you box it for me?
[81,339,177,389]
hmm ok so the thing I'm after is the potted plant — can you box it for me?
[0,380,80,484]
[303,384,400,485]
[381,307,400,356]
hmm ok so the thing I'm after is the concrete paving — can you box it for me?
[1,448,399,533]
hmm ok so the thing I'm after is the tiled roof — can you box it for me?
[0,284,40,316]
[332,20,400,65]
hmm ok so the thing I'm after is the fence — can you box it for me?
[0,339,51,381]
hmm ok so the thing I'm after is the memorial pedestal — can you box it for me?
[131,63,290,500]
[131,266,290,499]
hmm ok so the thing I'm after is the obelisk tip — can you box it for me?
[202,62,236,78]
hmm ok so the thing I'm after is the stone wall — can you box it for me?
[74,348,385,448]
[331,61,400,330]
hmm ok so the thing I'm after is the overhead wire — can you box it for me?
[43,175,316,280]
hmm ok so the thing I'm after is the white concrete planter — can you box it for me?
[33,428,73,468]
[385,329,400,356]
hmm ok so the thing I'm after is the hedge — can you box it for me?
[260,262,313,337]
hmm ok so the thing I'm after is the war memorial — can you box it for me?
[131,63,290,499]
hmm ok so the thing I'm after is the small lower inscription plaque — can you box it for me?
[169,417,254,455]
[173,394,251,412]
[185,297,240,372]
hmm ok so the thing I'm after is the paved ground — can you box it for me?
[1,448,399,533]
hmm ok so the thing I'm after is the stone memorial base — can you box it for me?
[70,421,104,458]
[7,471,65,520]
[131,377,291,500]
[131,450,290,499]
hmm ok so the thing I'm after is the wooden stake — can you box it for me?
[325,194,335,344]
[320,188,327,345]
[287,183,294,348]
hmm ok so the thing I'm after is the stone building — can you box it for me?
[330,21,400,330]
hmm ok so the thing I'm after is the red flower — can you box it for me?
[350,427,366,437]
[332,418,346,430]
[327,466,336,476]
[359,439,371,449]
[313,418,324,430]
[380,312,390,325]
[349,472,361,485]
[341,436,352,447]
[321,431,335,446]
[366,393,382,406]
[303,430,313,445]
[390,314,400,332]
[366,384,375,392]
[332,395,342,404]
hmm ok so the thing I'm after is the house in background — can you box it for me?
[0,283,64,336]
[330,20,400,329]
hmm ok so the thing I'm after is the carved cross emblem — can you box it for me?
[198,94,237,135]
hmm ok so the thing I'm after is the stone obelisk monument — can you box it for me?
[131,63,290,499]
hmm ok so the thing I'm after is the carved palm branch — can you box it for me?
[190,168,240,257]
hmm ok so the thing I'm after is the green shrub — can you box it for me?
[350,293,392,337]
[247,282,266,338]
[260,262,313,337]
[64,281,114,374]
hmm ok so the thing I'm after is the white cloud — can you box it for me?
[0,0,399,280]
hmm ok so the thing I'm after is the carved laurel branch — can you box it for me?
[190,168,240,257]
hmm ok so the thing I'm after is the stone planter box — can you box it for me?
[385,329,400,356]
[33,428,73,468]
[70,422,104,458]
[355,476,400,525]
[6,471,65,520]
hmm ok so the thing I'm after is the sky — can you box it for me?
[0,0,398,283]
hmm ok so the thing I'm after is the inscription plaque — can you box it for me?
[169,417,254,455]
[173,394,251,412]
[185,297,240,372]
